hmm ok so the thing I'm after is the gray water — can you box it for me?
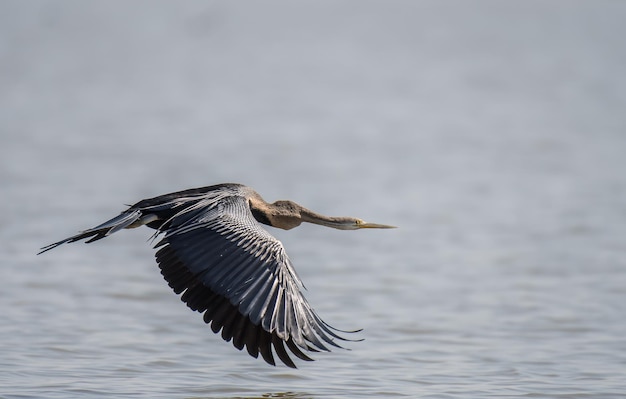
[2,1,626,398]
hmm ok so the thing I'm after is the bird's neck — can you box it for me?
[249,197,303,230]
[249,196,354,231]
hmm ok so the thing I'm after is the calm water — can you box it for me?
[2,1,626,398]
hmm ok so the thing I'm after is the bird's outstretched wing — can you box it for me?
[153,194,355,368]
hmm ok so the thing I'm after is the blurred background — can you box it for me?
[2,1,625,398]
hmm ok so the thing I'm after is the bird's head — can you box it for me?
[267,200,396,231]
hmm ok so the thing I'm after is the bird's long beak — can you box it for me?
[301,213,396,230]
[356,221,397,229]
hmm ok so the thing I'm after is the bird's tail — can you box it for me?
[38,209,143,254]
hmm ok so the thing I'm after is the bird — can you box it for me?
[39,183,395,368]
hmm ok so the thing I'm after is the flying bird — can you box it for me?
[39,183,395,368]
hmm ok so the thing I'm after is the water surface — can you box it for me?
[2,1,626,398]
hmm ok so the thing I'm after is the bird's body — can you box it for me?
[39,183,394,368]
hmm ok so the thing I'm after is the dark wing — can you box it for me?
[154,194,355,368]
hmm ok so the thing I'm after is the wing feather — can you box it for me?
[243,322,260,358]
[258,329,275,366]
[155,191,354,367]
[230,314,250,350]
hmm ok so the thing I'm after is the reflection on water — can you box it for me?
[2,1,626,398]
